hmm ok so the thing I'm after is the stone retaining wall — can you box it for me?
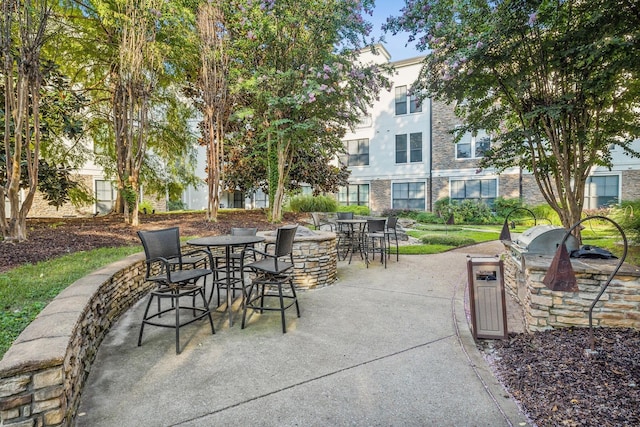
[503,251,640,332]
[0,253,151,426]
[260,230,338,290]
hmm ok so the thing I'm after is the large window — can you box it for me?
[585,175,619,209]
[456,132,491,159]
[95,180,116,214]
[451,179,497,205]
[395,86,422,115]
[392,182,426,210]
[341,138,369,166]
[395,133,423,163]
[338,184,369,206]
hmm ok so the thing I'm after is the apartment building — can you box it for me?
[340,45,640,215]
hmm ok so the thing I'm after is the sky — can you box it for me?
[369,1,423,61]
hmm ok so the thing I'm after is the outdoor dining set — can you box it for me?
[136,214,400,354]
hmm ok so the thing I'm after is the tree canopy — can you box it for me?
[222,0,391,221]
[386,0,640,230]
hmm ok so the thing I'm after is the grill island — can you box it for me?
[509,225,579,271]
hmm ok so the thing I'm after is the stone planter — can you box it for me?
[258,226,337,290]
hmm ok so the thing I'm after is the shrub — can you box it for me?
[419,234,476,246]
[288,195,337,212]
[610,200,640,243]
[337,205,369,216]
[167,200,186,211]
[433,197,496,224]
[415,212,442,224]
[139,200,155,214]
[492,197,524,219]
[530,204,561,225]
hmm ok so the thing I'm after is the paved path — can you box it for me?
[75,242,530,426]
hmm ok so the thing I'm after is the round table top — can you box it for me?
[187,235,265,247]
[335,219,368,223]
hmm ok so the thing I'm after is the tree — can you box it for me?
[1,0,54,242]
[228,0,391,222]
[62,0,200,223]
[195,1,230,222]
[386,0,640,231]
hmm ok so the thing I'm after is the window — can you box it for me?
[395,86,407,115]
[341,138,369,166]
[395,135,407,163]
[396,133,423,163]
[355,115,372,129]
[392,182,425,210]
[95,180,116,214]
[396,85,423,115]
[450,179,497,205]
[456,132,491,159]
[409,93,422,113]
[338,184,369,206]
[585,175,619,209]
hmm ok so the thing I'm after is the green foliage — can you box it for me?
[530,204,561,225]
[419,234,476,246]
[415,212,442,224]
[386,0,640,230]
[432,198,497,224]
[222,0,392,221]
[337,205,369,216]
[288,195,337,213]
[139,200,155,214]
[167,200,187,211]
[492,197,524,219]
[610,201,640,244]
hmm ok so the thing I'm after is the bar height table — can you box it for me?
[187,234,265,326]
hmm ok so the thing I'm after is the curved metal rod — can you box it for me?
[558,215,627,350]
[500,207,538,241]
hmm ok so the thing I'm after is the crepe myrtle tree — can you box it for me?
[386,0,640,232]
[229,0,391,222]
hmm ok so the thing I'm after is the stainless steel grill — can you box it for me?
[510,225,579,269]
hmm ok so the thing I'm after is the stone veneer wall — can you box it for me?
[260,231,338,290]
[0,237,337,426]
[503,249,640,332]
[0,253,151,426]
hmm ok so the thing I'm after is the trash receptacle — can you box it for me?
[466,258,507,340]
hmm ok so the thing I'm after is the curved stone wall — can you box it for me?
[259,229,338,290]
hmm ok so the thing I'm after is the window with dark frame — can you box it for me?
[450,179,497,205]
[409,93,422,113]
[585,175,619,209]
[395,86,407,115]
[338,184,370,206]
[395,134,407,163]
[392,182,426,210]
[455,132,490,159]
[396,133,422,163]
[340,138,369,166]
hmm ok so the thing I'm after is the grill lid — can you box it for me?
[512,225,579,254]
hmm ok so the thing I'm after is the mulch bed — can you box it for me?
[2,212,640,425]
[0,210,307,273]
[484,328,640,426]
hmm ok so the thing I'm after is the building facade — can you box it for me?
[340,46,640,215]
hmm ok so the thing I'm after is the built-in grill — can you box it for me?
[509,225,579,270]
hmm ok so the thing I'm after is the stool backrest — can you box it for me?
[231,227,258,236]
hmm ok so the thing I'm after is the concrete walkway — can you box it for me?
[75,242,530,426]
